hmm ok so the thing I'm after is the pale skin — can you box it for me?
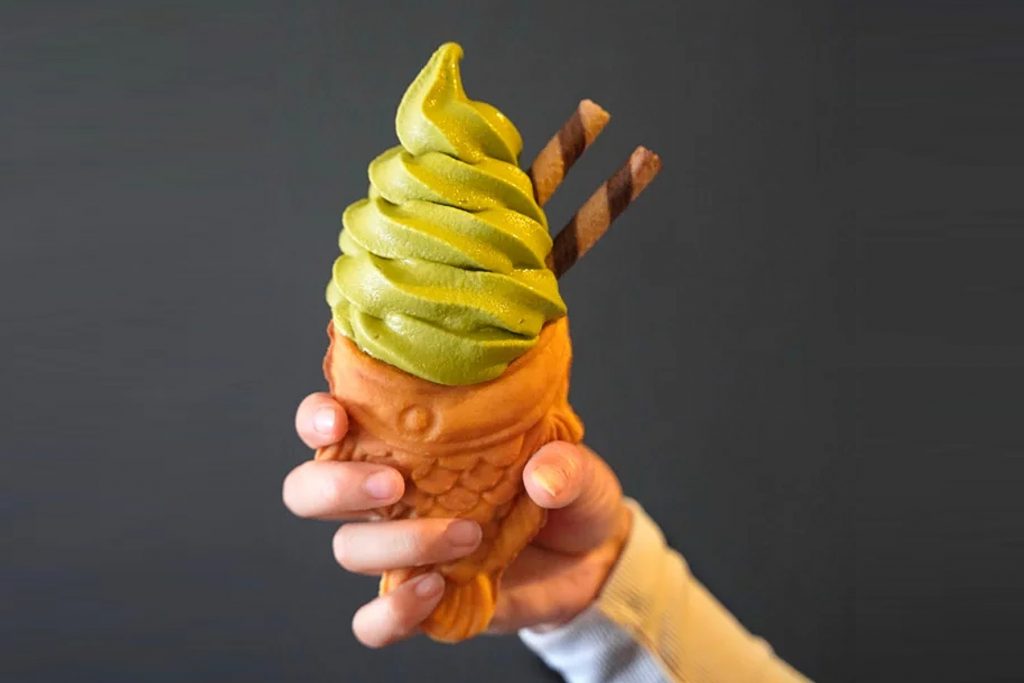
[284,392,632,648]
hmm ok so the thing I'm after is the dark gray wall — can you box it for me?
[5,1,1020,682]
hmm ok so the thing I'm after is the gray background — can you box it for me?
[5,1,1021,682]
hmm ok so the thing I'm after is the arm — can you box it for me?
[286,392,808,683]
[520,501,809,683]
[284,392,630,645]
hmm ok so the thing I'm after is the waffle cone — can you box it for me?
[315,317,584,642]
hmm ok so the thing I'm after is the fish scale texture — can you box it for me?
[316,317,583,641]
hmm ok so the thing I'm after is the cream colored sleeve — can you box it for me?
[520,500,810,683]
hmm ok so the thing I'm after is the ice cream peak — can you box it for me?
[396,42,522,166]
[326,43,566,386]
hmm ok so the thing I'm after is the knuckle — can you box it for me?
[317,468,348,510]
[332,527,355,569]
[356,631,385,649]
[281,472,298,512]
[353,602,400,649]
[393,531,424,562]
[282,465,313,515]
[397,525,435,563]
[352,614,384,648]
[295,399,318,433]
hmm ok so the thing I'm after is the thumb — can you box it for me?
[523,442,624,554]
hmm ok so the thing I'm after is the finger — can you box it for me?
[352,573,446,648]
[282,460,404,520]
[295,392,349,449]
[526,443,623,554]
[333,518,481,575]
[523,441,587,509]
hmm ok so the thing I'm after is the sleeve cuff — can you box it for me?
[519,500,811,683]
[518,500,676,682]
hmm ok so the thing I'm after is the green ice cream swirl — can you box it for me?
[326,43,566,386]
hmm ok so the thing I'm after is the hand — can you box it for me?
[284,392,632,647]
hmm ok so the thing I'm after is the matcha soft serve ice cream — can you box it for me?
[326,43,566,385]
[311,42,661,642]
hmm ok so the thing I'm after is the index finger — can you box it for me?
[295,392,349,448]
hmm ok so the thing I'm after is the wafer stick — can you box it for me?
[528,99,611,207]
[547,146,662,278]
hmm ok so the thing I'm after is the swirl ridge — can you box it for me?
[327,43,566,385]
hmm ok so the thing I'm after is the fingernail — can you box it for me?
[414,573,444,599]
[445,520,482,548]
[532,463,569,498]
[314,408,336,435]
[362,470,399,500]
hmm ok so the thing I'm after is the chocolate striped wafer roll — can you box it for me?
[528,99,611,207]
[547,146,662,278]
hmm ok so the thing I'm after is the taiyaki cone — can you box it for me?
[315,317,583,642]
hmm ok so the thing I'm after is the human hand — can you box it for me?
[284,392,631,647]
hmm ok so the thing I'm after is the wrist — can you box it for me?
[586,503,634,602]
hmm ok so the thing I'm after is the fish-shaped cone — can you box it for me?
[315,316,584,642]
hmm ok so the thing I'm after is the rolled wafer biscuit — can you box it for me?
[527,99,611,207]
[547,146,662,278]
